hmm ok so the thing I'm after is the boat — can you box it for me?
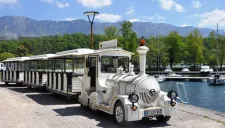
[168,73,181,77]
[154,74,166,82]
[181,67,190,72]
[154,38,165,82]
[199,65,213,76]
[164,68,173,73]
[208,23,225,85]
[208,74,225,85]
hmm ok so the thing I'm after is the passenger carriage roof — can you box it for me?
[25,54,55,61]
[47,48,95,59]
[1,57,30,62]
[47,48,133,59]
[85,48,134,56]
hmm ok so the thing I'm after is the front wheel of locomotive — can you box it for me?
[156,115,171,123]
[114,101,127,126]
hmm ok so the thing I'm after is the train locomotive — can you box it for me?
[78,39,178,125]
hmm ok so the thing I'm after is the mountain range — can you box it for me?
[0,16,224,40]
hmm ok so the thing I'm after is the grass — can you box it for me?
[203,116,225,126]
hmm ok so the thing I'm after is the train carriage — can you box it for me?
[1,57,30,85]
[23,54,55,89]
[45,48,94,99]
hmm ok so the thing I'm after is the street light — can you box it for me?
[84,11,99,49]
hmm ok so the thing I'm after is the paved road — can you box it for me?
[0,84,224,128]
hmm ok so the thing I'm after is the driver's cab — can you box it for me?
[82,39,133,104]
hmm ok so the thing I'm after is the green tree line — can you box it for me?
[0,21,223,71]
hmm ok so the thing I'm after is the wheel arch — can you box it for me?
[110,95,130,115]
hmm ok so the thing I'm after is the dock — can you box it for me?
[165,76,209,82]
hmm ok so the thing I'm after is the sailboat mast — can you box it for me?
[157,37,159,72]
[216,23,218,71]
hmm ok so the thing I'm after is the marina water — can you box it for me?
[160,81,225,113]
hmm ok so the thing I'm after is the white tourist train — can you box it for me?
[1,57,30,85]
[0,39,178,125]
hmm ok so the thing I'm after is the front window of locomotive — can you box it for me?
[101,56,129,73]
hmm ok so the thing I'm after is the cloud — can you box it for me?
[195,9,225,28]
[175,4,184,12]
[129,19,140,22]
[0,0,18,5]
[181,24,191,27]
[56,1,69,8]
[126,6,134,15]
[148,14,165,22]
[129,18,147,22]
[65,17,77,21]
[40,0,70,8]
[40,0,54,4]
[77,0,111,8]
[96,13,122,22]
[154,0,184,12]
[192,0,202,8]
[137,14,166,23]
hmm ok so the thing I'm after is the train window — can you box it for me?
[24,62,29,71]
[101,56,129,73]
[55,59,64,72]
[48,60,54,72]
[9,62,16,71]
[18,62,24,71]
[74,58,85,69]
[14,62,18,71]
[30,61,37,71]
[74,57,85,74]
[37,61,46,71]
[66,59,73,72]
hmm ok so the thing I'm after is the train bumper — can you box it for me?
[125,104,177,121]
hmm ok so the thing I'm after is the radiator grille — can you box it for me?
[139,92,158,104]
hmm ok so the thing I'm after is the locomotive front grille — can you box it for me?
[139,92,159,104]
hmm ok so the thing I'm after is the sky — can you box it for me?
[0,0,225,29]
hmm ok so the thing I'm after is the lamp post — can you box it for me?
[84,11,99,49]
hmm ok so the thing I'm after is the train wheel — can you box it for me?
[156,115,171,123]
[89,92,98,111]
[79,91,89,107]
[114,101,127,126]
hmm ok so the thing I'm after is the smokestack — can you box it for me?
[136,38,149,76]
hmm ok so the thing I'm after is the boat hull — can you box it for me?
[199,71,211,76]
[208,79,225,85]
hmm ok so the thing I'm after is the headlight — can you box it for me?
[128,92,139,103]
[167,90,177,99]
[171,92,177,99]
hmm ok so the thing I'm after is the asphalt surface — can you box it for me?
[0,83,224,128]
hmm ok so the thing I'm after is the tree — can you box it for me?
[217,35,225,71]
[186,29,204,70]
[120,21,133,38]
[146,36,167,70]
[104,26,118,40]
[0,52,15,61]
[164,31,183,69]
[120,21,133,50]
[16,45,29,57]
[128,32,138,53]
